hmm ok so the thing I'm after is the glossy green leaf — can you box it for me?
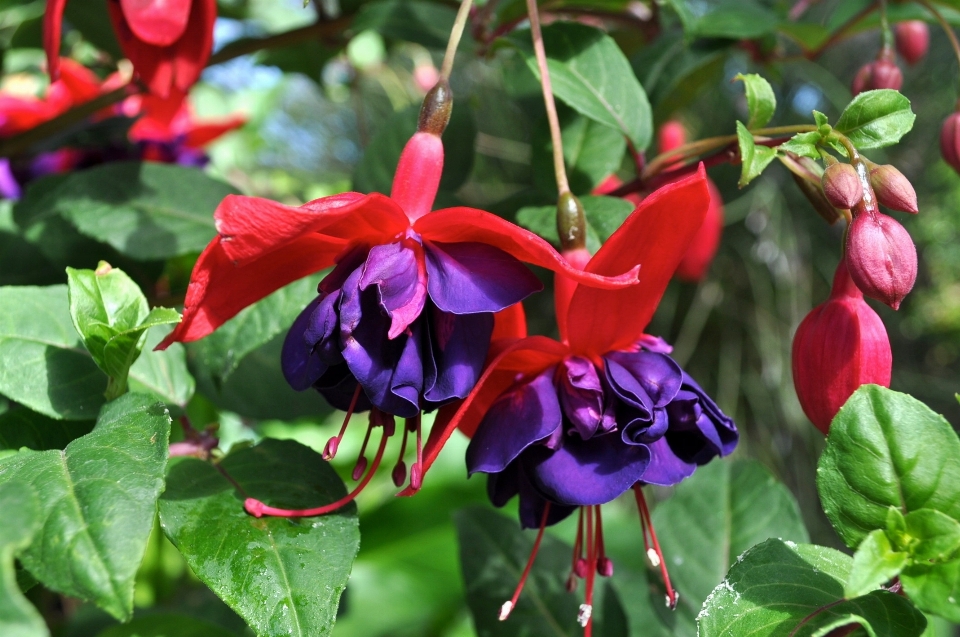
[736,122,776,187]
[902,559,960,623]
[128,329,195,409]
[697,539,927,637]
[532,110,626,196]
[652,459,809,633]
[94,614,238,637]
[17,162,234,261]
[778,131,822,159]
[0,481,48,637]
[818,385,960,548]
[67,263,180,400]
[508,22,653,150]
[0,407,93,451]
[159,439,359,637]
[834,90,916,150]
[0,285,105,420]
[902,509,960,563]
[0,394,170,620]
[735,73,776,129]
[846,530,908,598]
[454,505,628,637]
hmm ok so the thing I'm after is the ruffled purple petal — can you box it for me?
[423,305,493,406]
[282,296,330,391]
[466,367,562,475]
[621,406,669,445]
[304,291,344,365]
[523,431,650,506]
[423,240,543,314]
[487,460,520,508]
[517,466,577,530]
[558,356,614,440]
[639,436,697,486]
[359,239,427,339]
[319,243,371,295]
[682,373,739,457]
[314,363,372,412]
[604,351,683,408]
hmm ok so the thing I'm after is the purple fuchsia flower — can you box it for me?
[157,82,641,516]
[413,167,738,633]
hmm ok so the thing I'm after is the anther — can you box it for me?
[634,485,679,611]
[498,601,514,621]
[391,420,411,487]
[647,548,661,567]
[324,384,362,461]
[577,604,592,627]
[498,503,551,622]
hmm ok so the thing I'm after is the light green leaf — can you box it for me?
[735,73,776,129]
[834,90,916,149]
[846,530,908,598]
[902,559,960,623]
[779,131,822,159]
[532,110,627,196]
[128,328,194,409]
[159,439,359,637]
[737,121,777,187]
[818,385,960,548]
[902,509,960,563]
[0,394,170,620]
[0,481,48,637]
[508,22,653,150]
[813,110,829,128]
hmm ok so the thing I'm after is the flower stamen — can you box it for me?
[324,384,362,460]
[633,485,679,610]
[499,502,552,622]
[408,413,424,492]
[391,419,411,487]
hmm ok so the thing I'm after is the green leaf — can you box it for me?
[846,530,908,598]
[902,559,960,623]
[352,0,458,49]
[507,22,653,150]
[902,509,960,563]
[697,539,928,637]
[128,328,195,409]
[778,131,822,159]
[94,614,238,637]
[67,263,180,400]
[0,407,93,451]
[0,285,105,420]
[63,0,123,58]
[159,439,360,637]
[653,460,809,633]
[516,195,634,254]
[0,394,170,620]
[0,481,48,637]
[454,505,628,637]
[669,0,779,39]
[813,110,829,128]
[834,90,916,150]
[817,385,960,548]
[736,122,777,187]
[532,111,626,196]
[735,73,776,129]
[17,162,234,261]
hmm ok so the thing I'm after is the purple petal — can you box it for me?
[304,291,344,365]
[604,351,683,408]
[486,460,520,507]
[682,373,739,457]
[517,467,577,530]
[319,243,370,295]
[423,240,543,314]
[523,432,650,506]
[621,406,669,445]
[282,297,330,391]
[604,358,653,416]
[423,305,493,406]
[558,356,614,440]
[639,437,697,486]
[359,239,427,339]
[638,334,673,354]
[315,364,372,413]
[0,159,21,200]
[466,368,562,475]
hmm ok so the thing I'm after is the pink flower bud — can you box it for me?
[658,121,686,153]
[869,165,918,213]
[895,21,929,66]
[851,59,903,95]
[845,211,917,310]
[675,179,724,282]
[940,111,960,175]
[821,163,863,210]
[413,63,440,94]
[792,261,892,434]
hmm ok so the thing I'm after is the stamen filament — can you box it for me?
[353,421,374,481]
[580,506,596,633]
[391,421,411,487]
[568,507,585,591]
[634,485,679,610]
[245,427,390,518]
[324,384,362,460]
[409,413,424,492]
[499,502,552,622]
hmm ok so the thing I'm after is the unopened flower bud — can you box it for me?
[821,162,863,210]
[675,180,724,282]
[792,261,892,434]
[940,111,960,175]
[845,211,917,310]
[869,165,918,213]
[851,58,903,95]
[895,21,929,66]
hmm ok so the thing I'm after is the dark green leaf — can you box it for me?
[63,0,123,58]
[735,73,776,129]
[159,439,359,637]
[846,530,908,598]
[736,122,777,187]
[834,90,916,150]
[0,481,47,637]
[697,539,927,637]
[0,394,170,620]
[532,111,626,196]
[353,0,457,49]
[817,385,960,548]
[0,285,105,420]
[0,407,93,451]
[653,460,809,633]
[507,22,653,150]
[94,614,238,637]
[902,559,960,623]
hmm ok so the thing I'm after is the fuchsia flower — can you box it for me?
[158,84,640,515]
[413,167,738,632]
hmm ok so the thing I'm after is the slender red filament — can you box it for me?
[352,421,374,481]
[324,385,362,460]
[499,502,552,621]
[633,485,678,609]
[568,507,585,591]
[596,505,612,577]
[409,413,423,491]
[391,421,410,487]
[245,426,390,518]
[580,506,597,634]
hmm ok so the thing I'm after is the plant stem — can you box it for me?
[526,0,570,195]
[440,0,475,80]
[879,0,893,49]
[919,0,960,83]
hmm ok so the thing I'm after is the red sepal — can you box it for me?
[675,179,724,282]
[121,0,192,47]
[491,303,527,341]
[415,207,640,290]
[398,336,568,496]
[43,0,68,81]
[184,115,247,148]
[158,233,347,347]
[565,166,710,355]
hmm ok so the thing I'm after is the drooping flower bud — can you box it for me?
[792,261,892,434]
[821,162,863,210]
[895,21,929,66]
[675,180,724,282]
[869,164,918,214]
[845,210,917,310]
[851,58,903,95]
[940,111,960,176]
